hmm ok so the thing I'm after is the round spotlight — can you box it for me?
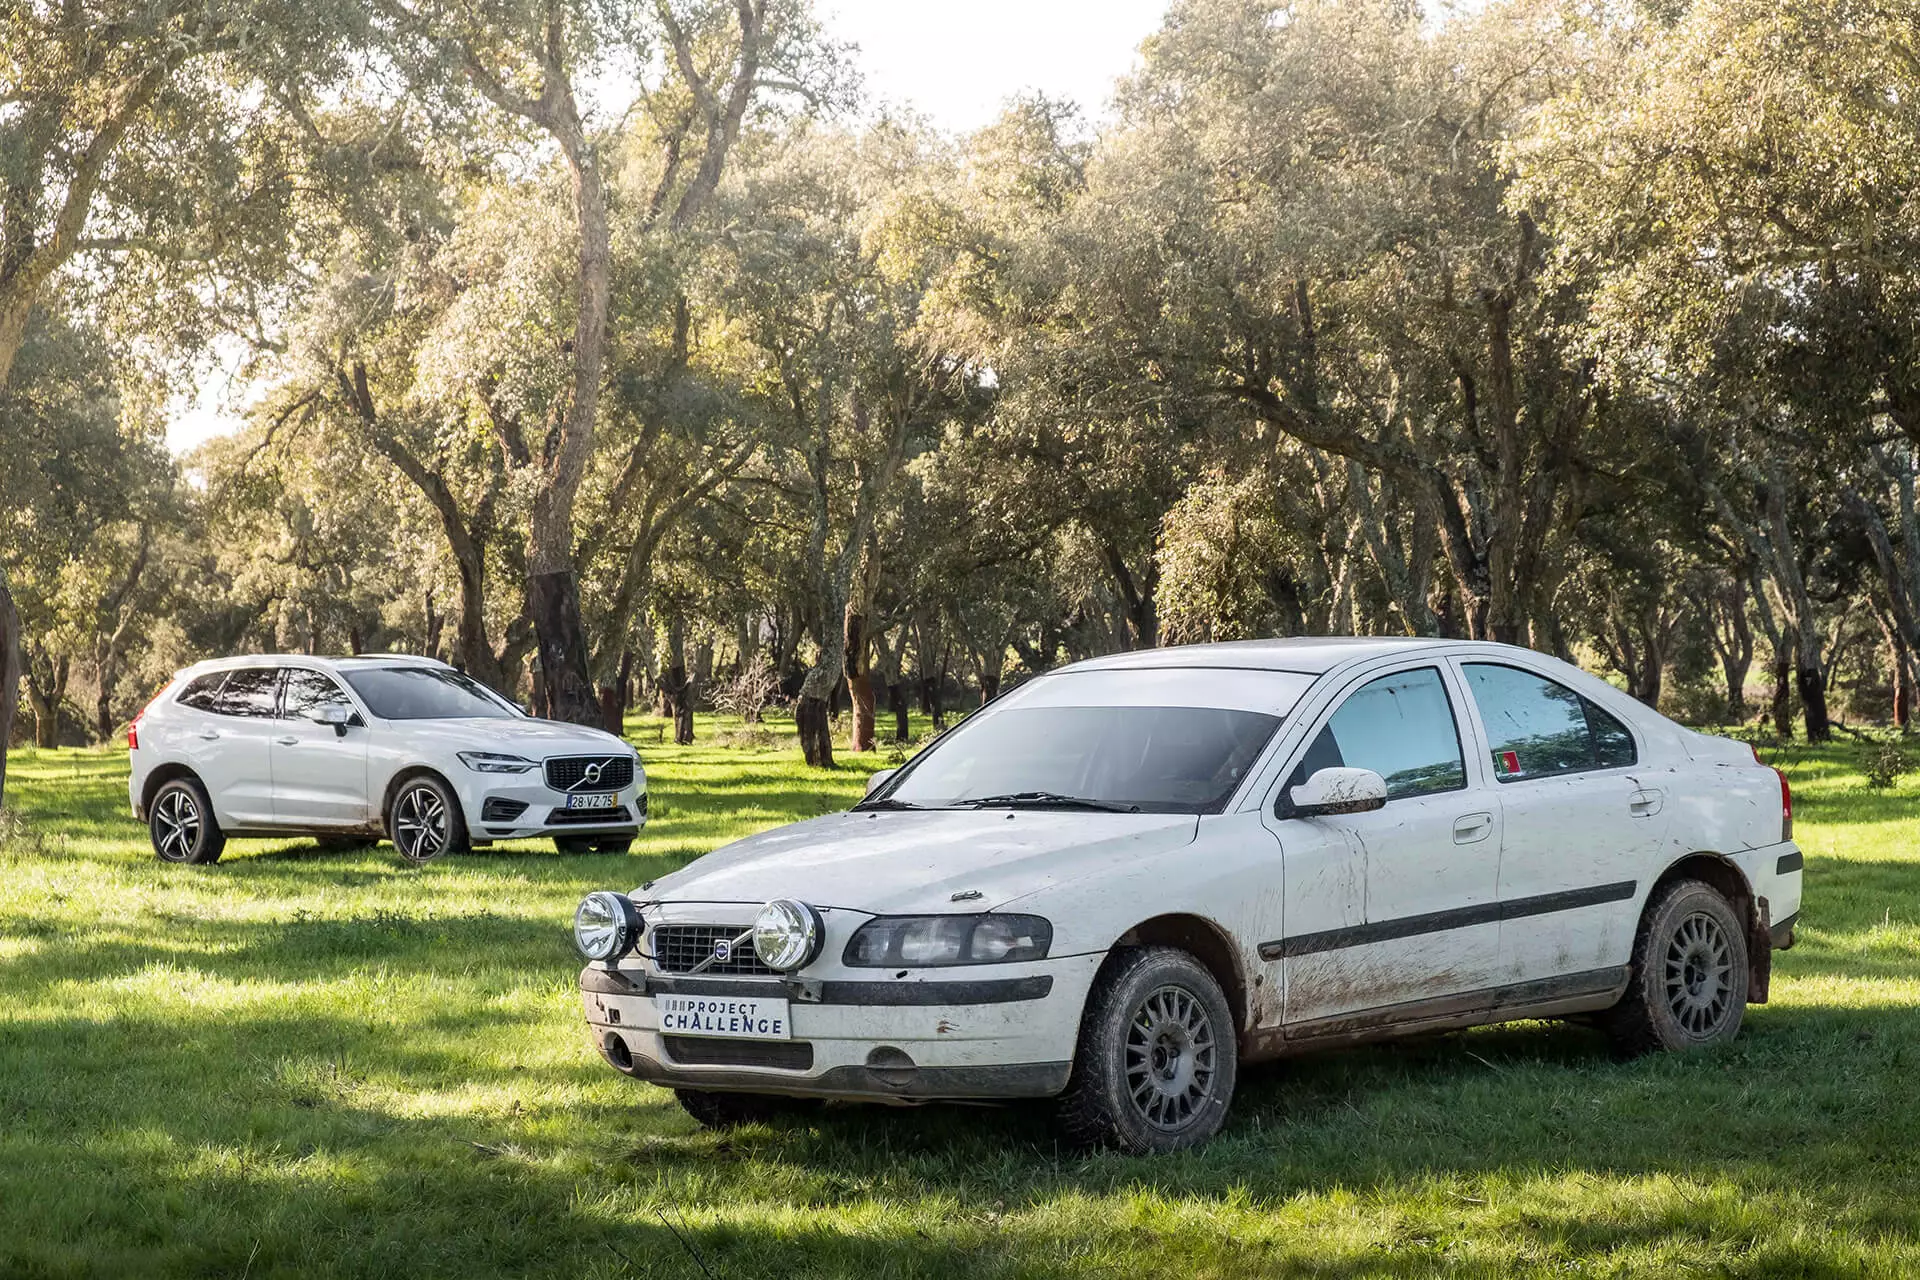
[574,891,640,961]
[751,898,824,972]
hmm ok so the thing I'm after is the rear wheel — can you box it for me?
[149,777,226,866]
[674,1089,818,1129]
[387,775,468,864]
[1055,947,1237,1154]
[1605,879,1748,1056]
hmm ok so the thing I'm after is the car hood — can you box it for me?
[640,809,1200,915]
[378,717,634,756]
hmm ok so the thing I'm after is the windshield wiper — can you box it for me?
[960,791,1140,813]
[852,797,926,811]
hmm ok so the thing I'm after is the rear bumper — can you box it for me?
[1771,909,1798,950]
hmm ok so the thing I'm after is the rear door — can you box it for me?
[1452,661,1664,987]
[1262,663,1504,1029]
[203,667,284,827]
[270,668,371,828]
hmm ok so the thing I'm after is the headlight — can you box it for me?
[752,898,825,971]
[574,891,641,961]
[843,914,1052,967]
[459,751,537,774]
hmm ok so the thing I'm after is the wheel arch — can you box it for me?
[141,763,205,816]
[1110,913,1249,1034]
[1646,851,1772,1003]
[381,765,460,834]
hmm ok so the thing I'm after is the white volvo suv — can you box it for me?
[129,654,646,864]
[574,638,1801,1153]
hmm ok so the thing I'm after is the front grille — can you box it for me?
[545,805,633,826]
[652,924,780,977]
[662,1036,814,1070]
[545,755,635,792]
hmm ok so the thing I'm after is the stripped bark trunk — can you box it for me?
[0,573,18,807]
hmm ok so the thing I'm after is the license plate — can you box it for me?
[565,792,617,810]
[656,994,791,1040]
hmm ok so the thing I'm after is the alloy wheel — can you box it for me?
[154,788,200,862]
[393,784,450,861]
[1663,909,1735,1037]
[1123,983,1219,1132]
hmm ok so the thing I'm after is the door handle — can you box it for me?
[275,736,299,746]
[1453,812,1495,844]
[1629,788,1664,817]
[197,730,221,740]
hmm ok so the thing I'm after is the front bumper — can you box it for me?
[579,955,1100,1102]
[462,781,648,842]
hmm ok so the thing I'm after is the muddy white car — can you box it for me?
[575,638,1801,1153]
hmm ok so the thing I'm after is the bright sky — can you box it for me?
[163,0,1173,453]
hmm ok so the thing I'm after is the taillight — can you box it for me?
[1774,766,1792,841]
[127,719,139,750]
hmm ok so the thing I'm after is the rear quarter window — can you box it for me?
[176,673,226,712]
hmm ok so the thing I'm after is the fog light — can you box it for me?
[751,898,824,971]
[574,891,640,961]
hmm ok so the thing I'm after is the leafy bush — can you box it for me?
[1863,742,1914,789]
[0,809,56,856]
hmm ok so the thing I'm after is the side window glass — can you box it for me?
[1287,667,1466,801]
[1585,698,1638,768]
[283,670,353,721]
[1463,663,1611,781]
[176,674,225,712]
[212,668,281,718]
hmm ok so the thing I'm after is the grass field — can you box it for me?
[1,719,1918,1278]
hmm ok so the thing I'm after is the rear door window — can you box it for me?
[1462,663,1639,781]
[1286,666,1467,801]
[211,667,282,718]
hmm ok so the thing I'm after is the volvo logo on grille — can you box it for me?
[713,939,732,962]
[568,760,606,792]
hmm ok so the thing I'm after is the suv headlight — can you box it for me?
[752,898,826,971]
[459,751,537,773]
[574,891,641,961]
[843,914,1052,967]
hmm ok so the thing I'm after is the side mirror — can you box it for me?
[318,704,354,737]
[1286,767,1388,818]
[865,767,898,797]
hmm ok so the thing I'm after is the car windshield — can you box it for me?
[340,666,521,721]
[876,669,1307,815]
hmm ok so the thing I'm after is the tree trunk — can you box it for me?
[795,694,833,768]
[1797,663,1832,742]
[529,571,598,726]
[844,608,876,753]
[888,681,909,744]
[1771,649,1794,741]
[661,617,694,746]
[0,573,18,807]
[599,647,633,737]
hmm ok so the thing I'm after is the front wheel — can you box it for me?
[1604,879,1749,1056]
[387,775,468,864]
[149,777,226,865]
[1055,947,1237,1154]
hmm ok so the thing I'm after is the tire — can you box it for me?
[1055,946,1237,1154]
[1604,879,1749,1057]
[555,836,596,855]
[149,777,226,866]
[674,1089,818,1130]
[387,774,468,864]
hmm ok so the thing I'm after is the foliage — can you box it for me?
[1861,741,1913,790]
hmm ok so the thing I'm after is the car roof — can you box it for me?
[179,653,450,676]
[1059,637,1533,677]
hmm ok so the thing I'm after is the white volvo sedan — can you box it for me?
[574,638,1800,1153]
[130,654,646,864]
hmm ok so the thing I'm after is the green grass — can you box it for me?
[1,719,1917,1277]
